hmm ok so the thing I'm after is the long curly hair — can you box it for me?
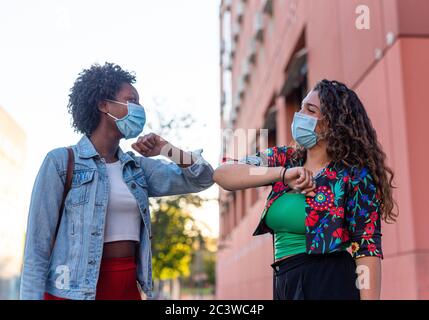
[291,79,398,223]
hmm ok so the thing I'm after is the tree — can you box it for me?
[144,106,216,297]
[150,194,204,280]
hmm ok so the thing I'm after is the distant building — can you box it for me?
[217,0,429,299]
[0,105,26,299]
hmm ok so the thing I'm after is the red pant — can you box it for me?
[44,256,142,300]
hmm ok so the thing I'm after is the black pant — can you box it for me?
[271,250,360,300]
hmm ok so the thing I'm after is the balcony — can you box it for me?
[221,91,226,108]
[220,39,225,55]
[230,39,236,61]
[236,1,245,23]
[254,11,264,42]
[263,0,273,16]
[237,77,245,99]
[223,0,232,11]
[248,38,257,64]
[232,21,240,43]
[242,59,250,83]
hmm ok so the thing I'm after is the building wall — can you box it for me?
[217,0,429,299]
[0,105,26,299]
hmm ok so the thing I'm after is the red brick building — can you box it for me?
[217,0,429,299]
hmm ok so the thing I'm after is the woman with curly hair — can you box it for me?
[214,79,397,300]
[20,62,214,300]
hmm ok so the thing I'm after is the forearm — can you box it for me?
[214,163,283,191]
[355,256,382,300]
[142,146,214,196]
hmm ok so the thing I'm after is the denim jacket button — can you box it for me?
[89,260,95,265]
[143,208,147,214]
[131,182,137,189]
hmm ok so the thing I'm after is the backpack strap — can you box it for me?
[53,147,74,246]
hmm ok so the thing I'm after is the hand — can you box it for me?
[284,167,316,197]
[132,133,169,157]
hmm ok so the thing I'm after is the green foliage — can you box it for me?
[150,194,204,280]
[203,250,216,285]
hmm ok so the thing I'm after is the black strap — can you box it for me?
[52,147,74,247]
[272,233,276,299]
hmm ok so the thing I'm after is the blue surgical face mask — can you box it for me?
[291,112,320,149]
[105,99,146,139]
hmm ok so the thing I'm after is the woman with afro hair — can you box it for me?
[214,79,397,300]
[20,62,214,300]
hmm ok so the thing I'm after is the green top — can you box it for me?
[265,192,307,260]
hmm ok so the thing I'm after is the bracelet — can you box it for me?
[281,167,288,186]
[278,167,284,183]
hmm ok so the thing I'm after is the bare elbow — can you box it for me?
[213,166,234,191]
[213,167,224,186]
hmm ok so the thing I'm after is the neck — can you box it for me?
[305,142,331,169]
[89,125,121,162]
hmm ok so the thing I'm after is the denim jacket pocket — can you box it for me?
[66,169,95,207]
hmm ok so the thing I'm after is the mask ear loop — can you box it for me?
[105,98,128,106]
[103,99,128,120]
[105,112,119,121]
[106,99,149,113]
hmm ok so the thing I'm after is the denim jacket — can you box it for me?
[20,135,214,300]
[231,145,383,260]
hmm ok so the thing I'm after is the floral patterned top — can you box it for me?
[237,146,384,260]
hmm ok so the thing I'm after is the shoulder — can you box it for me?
[261,145,296,167]
[44,147,71,171]
[329,162,373,180]
[343,165,378,198]
[348,165,374,183]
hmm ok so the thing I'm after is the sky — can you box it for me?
[0,0,222,277]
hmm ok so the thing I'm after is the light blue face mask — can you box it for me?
[291,112,320,149]
[105,99,146,139]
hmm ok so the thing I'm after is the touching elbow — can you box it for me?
[213,167,222,185]
[213,166,232,191]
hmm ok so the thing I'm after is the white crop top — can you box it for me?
[104,160,141,243]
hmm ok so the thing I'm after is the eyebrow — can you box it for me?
[303,102,320,109]
[125,95,137,101]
